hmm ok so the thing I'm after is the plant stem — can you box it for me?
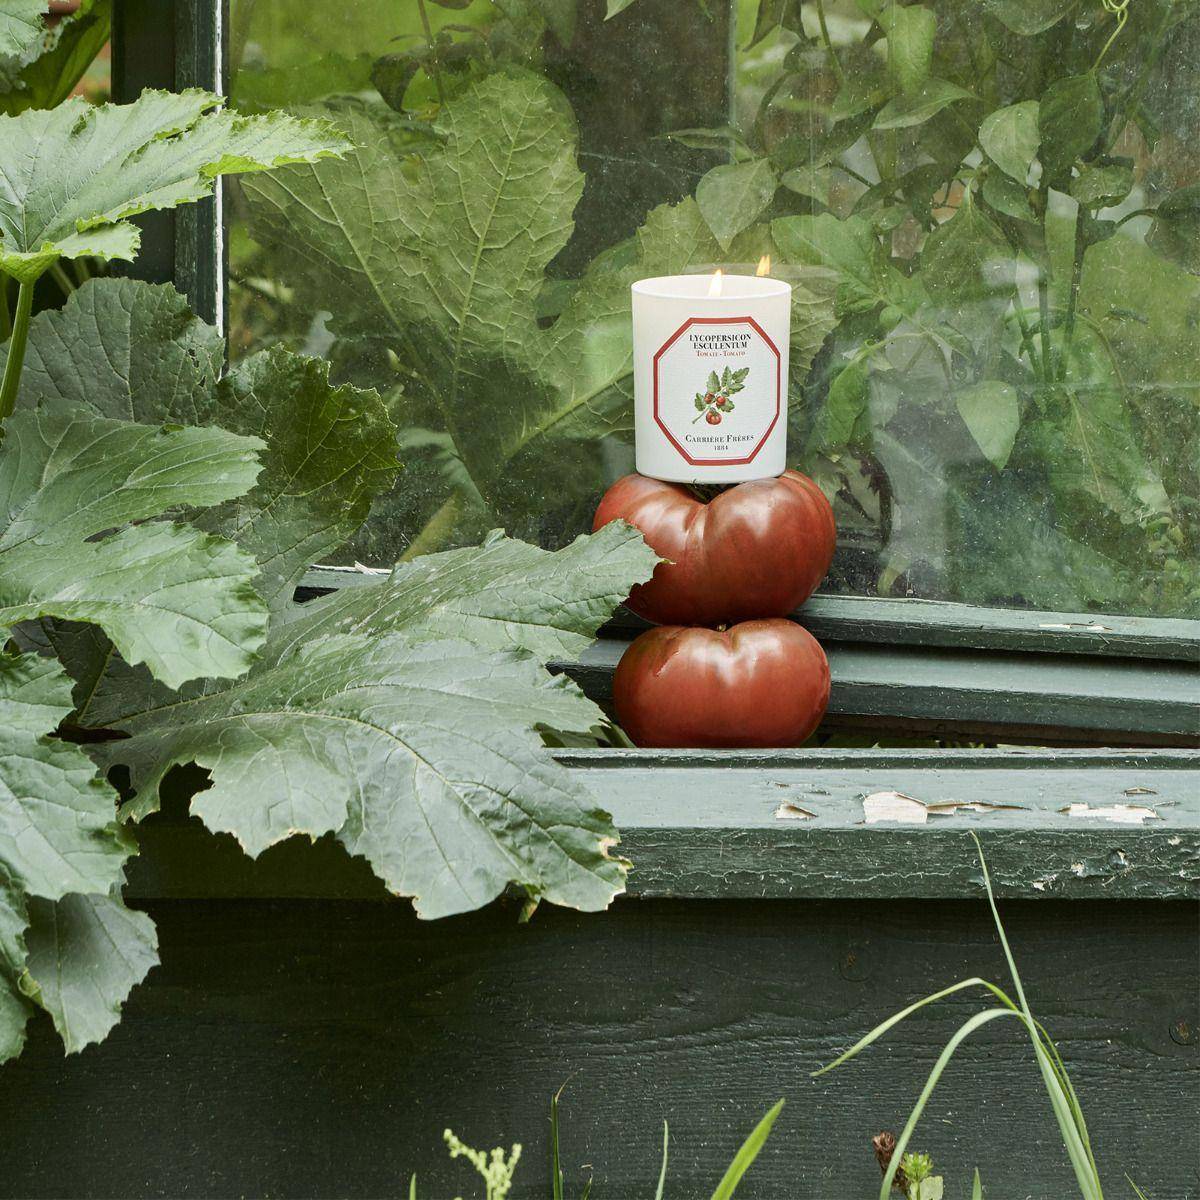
[400,490,463,561]
[1011,299,1041,377]
[416,0,446,106]
[1103,2,1171,152]
[815,0,846,84]
[838,162,875,189]
[49,261,75,297]
[0,276,10,343]
[0,279,34,423]
[1091,0,1128,72]
[1057,213,1087,382]
[1036,265,1053,383]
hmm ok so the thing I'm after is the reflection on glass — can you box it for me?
[227,0,1199,618]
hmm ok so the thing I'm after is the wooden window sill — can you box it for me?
[127,748,1199,904]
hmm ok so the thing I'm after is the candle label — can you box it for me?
[652,316,782,467]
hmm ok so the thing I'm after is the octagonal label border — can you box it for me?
[652,315,782,467]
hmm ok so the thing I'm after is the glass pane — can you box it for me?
[227,0,1199,619]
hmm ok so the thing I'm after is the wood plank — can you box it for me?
[126,749,1200,902]
[557,638,1200,743]
[1,897,1195,1199]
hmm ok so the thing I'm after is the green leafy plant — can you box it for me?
[0,84,657,1061]
[413,1094,784,1199]
[0,0,110,116]
[694,364,750,423]
[0,87,351,1061]
[233,0,1197,616]
[234,65,836,563]
[710,0,1198,616]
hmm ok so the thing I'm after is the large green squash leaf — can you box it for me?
[0,651,153,1061]
[103,632,626,920]
[23,891,157,1054]
[0,2,43,60]
[84,525,656,920]
[14,278,400,612]
[242,83,835,526]
[242,75,583,505]
[197,348,401,610]
[18,277,657,923]
[0,0,110,116]
[0,90,348,283]
[0,402,268,687]
[14,274,224,423]
[271,521,659,664]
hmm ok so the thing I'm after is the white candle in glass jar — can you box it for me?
[632,271,791,483]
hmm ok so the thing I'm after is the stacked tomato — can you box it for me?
[593,471,837,748]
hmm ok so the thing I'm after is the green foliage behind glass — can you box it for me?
[229,0,1200,617]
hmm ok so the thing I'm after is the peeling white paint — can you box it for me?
[1063,802,1159,825]
[862,791,1023,824]
[926,799,1022,815]
[1122,786,1158,796]
[863,791,930,824]
[1168,836,1182,846]
[1038,621,1111,632]
[1071,862,1086,876]
[774,802,816,821]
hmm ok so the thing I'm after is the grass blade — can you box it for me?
[881,1008,1023,1199]
[1126,1176,1151,1199]
[1033,1017,1098,1177]
[709,1100,784,1200]
[813,977,1017,1077]
[972,1168,982,1199]
[972,834,1103,1200]
[550,1090,564,1200]
[654,1121,669,1200]
[409,1174,417,1200]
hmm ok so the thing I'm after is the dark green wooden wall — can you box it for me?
[2,894,1196,1199]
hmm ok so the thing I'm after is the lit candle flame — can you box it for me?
[707,268,724,297]
[756,254,771,277]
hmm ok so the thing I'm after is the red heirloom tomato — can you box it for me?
[593,470,836,625]
[613,620,830,748]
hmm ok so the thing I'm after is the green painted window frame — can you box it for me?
[128,747,1200,901]
[114,2,1200,749]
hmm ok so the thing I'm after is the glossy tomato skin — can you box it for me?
[613,620,830,748]
[593,470,835,625]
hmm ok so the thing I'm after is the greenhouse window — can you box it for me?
[114,0,1199,815]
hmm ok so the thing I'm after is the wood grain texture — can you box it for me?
[0,897,1195,1199]
[557,638,1200,742]
[125,749,1200,902]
